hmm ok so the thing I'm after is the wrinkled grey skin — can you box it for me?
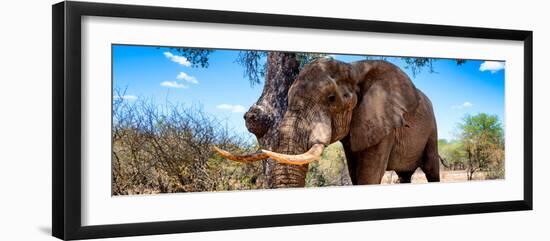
[271,59,440,188]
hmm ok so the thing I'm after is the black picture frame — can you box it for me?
[52,1,533,240]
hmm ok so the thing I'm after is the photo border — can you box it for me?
[52,1,533,239]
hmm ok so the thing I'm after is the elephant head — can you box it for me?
[214,59,419,188]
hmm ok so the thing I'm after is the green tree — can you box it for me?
[458,113,504,180]
[438,139,467,170]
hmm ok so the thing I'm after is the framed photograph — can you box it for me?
[52,1,533,240]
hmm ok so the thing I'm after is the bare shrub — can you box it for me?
[112,89,261,195]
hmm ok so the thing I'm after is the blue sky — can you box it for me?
[112,45,505,141]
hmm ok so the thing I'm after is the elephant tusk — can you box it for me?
[212,146,269,163]
[261,144,325,165]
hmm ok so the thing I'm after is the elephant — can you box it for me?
[214,58,440,188]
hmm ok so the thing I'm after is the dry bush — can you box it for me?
[112,90,261,195]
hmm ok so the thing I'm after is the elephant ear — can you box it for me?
[349,61,419,152]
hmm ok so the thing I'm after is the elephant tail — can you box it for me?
[439,155,450,168]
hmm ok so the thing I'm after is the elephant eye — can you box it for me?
[327,94,336,103]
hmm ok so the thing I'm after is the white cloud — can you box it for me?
[217,104,246,113]
[114,95,137,101]
[160,81,188,89]
[163,52,191,67]
[452,101,474,109]
[176,72,198,84]
[479,61,505,73]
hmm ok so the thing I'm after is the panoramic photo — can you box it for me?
[111,44,505,195]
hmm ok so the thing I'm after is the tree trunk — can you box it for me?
[244,52,300,188]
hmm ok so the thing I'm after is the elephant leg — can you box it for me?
[396,171,415,183]
[341,136,358,185]
[421,133,440,182]
[355,133,394,185]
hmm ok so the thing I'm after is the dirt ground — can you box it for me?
[381,169,487,184]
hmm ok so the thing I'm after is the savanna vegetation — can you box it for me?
[438,113,505,181]
[111,88,262,195]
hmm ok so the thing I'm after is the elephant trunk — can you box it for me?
[270,113,309,188]
[269,110,330,188]
[271,163,309,188]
